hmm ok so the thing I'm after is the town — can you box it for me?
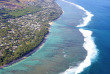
[0,0,62,66]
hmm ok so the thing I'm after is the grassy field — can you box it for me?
[0,5,42,19]
[9,6,42,18]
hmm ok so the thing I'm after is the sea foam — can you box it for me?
[61,0,94,27]
[60,0,98,74]
[75,29,97,74]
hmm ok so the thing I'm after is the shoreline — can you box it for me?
[0,0,97,74]
[0,0,95,73]
[0,22,54,69]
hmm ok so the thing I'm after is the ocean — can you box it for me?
[0,0,110,74]
[66,0,110,74]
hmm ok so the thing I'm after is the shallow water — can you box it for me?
[0,0,87,74]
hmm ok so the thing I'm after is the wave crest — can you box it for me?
[60,0,98,74]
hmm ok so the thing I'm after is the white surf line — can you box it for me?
[75,29,98,74]
[60,0,98,74]
[61,0,94,27]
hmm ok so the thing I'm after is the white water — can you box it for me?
[75,29,97,74]
[60,0,98,74]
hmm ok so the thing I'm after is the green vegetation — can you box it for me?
[0,0,62,66]
[0,27,49,65]
[9,6,42,18]
[0,5,42,19]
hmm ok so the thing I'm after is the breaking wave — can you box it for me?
[60,0,98,74]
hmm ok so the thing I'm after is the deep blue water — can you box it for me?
[68,0,110,74]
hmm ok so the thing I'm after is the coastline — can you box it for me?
[0,22,54,69]
[49,22,53,26]
[0,0,92,73]
[0,0,63,67]
[0,0,98,74]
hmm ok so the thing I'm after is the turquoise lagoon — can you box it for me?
[0,0,87,74]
